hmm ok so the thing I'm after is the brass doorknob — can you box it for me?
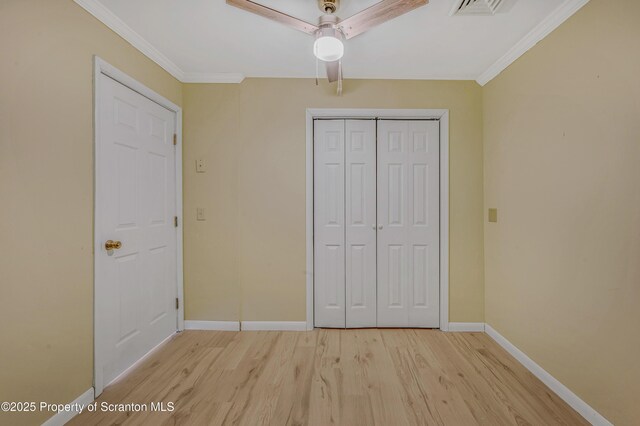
[105,240,122,250]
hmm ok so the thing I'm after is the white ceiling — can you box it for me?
[88,0,579,82]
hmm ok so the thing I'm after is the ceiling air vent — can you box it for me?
[450,0,509,16]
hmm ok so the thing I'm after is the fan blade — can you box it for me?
[326,61,340,83]
[338,0,428,40]
[226,0,319,35]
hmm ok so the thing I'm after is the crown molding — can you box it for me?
[74,0,185,81]
[74,0,245,84]
[182,72,246,84]
[476,0,590,86]
[77,0,589,85]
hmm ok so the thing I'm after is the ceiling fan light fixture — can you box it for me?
[313,35,344,62]
[226,0,430,91]
[314,15,344,62]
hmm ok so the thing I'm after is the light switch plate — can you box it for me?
[488,208,498,223]
[196,158,206,173]
[197,207,206,221]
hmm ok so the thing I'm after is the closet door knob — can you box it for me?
[378,224,383,230]
[105,240,122,250]
[372,225,376,230]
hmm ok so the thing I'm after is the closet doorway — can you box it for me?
[306,110,449,330]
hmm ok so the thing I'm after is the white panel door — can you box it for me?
[377,120,440,328]
[96,74,177,394]
[345,120,377,327]
[314,120,346,328]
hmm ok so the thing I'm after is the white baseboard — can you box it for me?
[485,324,612,426]
[184,321,307,331]
[448,322,486,332]
[241,321,308,331]
[41,387,94,426]
[184,320,240,331]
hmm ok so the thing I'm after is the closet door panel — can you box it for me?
[408,120,440,327]
[314,120,346,328]
[377,121,408,326]
[345,120,377,328]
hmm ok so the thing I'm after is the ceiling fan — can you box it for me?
[227,0,428,91]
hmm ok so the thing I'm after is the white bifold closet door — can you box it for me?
[314,118,439,328]
[377,120,440,328]
[314,119,377,328]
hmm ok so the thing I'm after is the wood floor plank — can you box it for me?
[397,330,483,425]
[349,329,411,426]
[270,332,317,426]
[235,332,299,425]
[408,330,514,425]
[308,329,343,425]
[382,330,467,425]
[454,332,588,425]
[71,329,587,426]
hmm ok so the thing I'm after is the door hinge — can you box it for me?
[174,216,178,227]
[176,297,179,310]
[173,134,177,146]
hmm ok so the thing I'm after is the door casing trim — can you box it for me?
[93,57,184,396]
[305,109,449,331]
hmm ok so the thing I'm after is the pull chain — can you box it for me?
[337,60,343,96]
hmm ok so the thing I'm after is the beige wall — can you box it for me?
[184,79,485,323]
[8,0,638,424]
[183,85,241,321]
[483,0,640,424]
[0,1,182,425]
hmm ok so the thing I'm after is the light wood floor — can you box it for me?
[70,329,587,425]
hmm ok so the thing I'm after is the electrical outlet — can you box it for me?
[488,208,498,223]
[196,158,206,173]
[197,207,206,221]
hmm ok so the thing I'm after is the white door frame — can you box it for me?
[305,109,450,331]
[93,57,184,393]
